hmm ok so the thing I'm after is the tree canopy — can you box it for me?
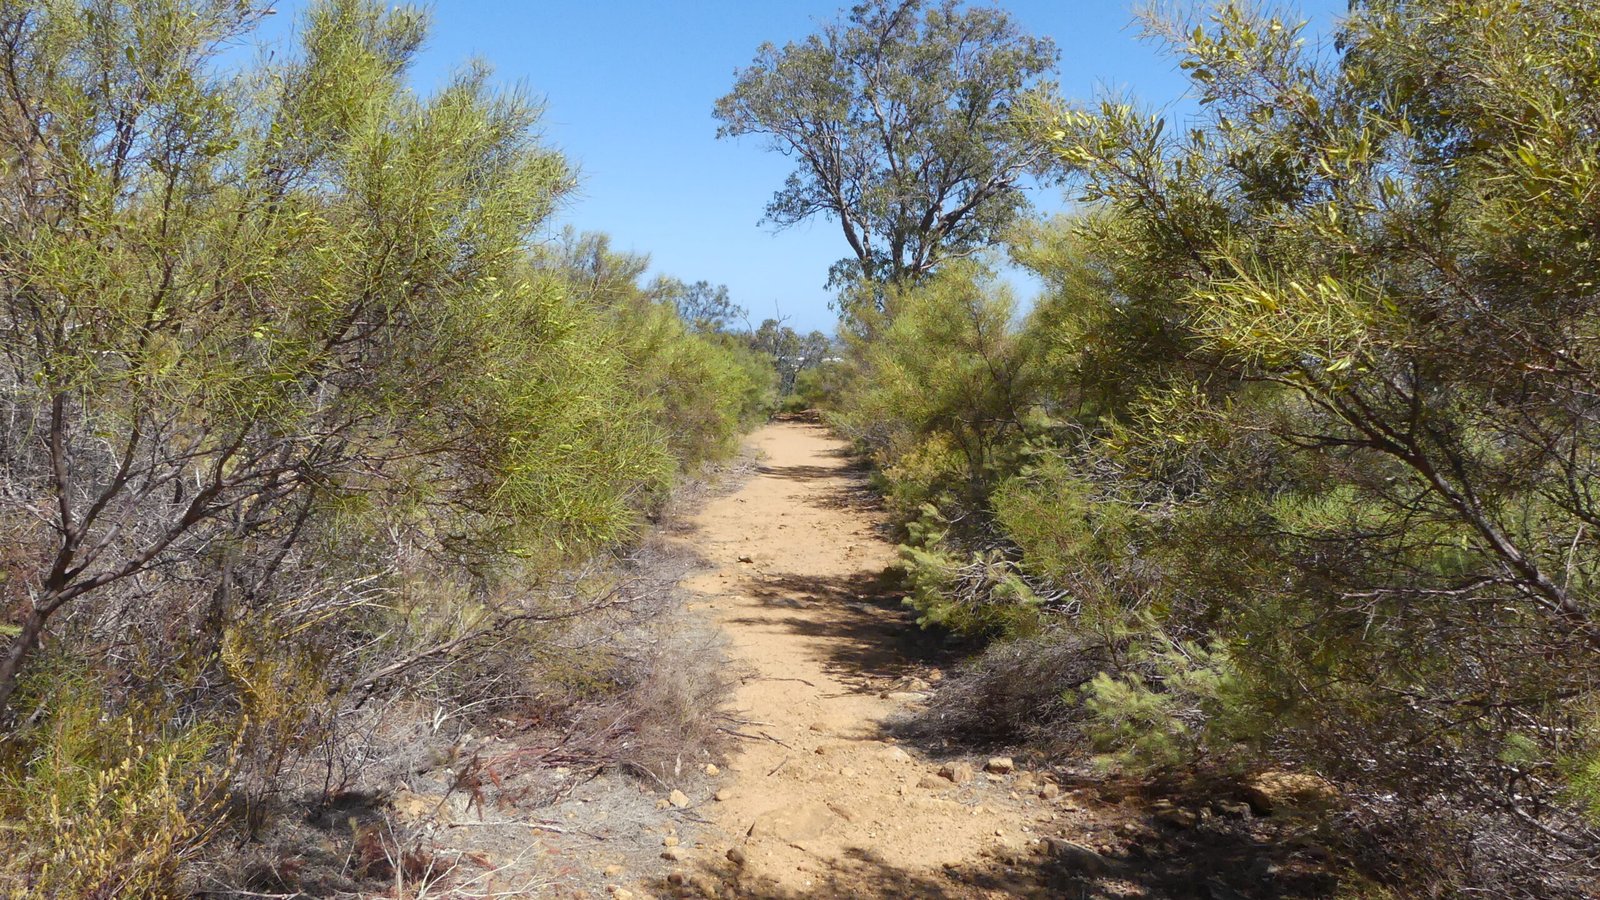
[714,0,1057,305]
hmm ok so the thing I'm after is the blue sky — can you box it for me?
[253,1,1345,333]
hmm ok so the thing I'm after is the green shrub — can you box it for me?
[896,504,1047,638]
[835,262,1037,503]
[532,230,777,486]
[1081,636,1250,773]
[990,454,1149,622]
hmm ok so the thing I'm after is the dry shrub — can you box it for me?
[0,685,232,899]
[507,538,735,785]
[573,621,733,783]
[1320,797,1599,900]
[903,629,1105,751]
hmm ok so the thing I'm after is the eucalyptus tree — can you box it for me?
[651,278,746,334]
[715,0,1057,327]
[748,318,833,395]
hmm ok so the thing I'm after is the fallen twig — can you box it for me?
[721,728,791,748]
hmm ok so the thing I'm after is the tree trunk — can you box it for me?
[0,605,50,715]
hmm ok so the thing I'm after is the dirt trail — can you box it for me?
[665,421,1057,898]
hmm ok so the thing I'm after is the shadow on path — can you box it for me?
[683,849,1064,899]
[756,462,840,481]
[669,834,1340,899]
[725,567,956,688]
[757,444,894,523]
[667,824,1341,899]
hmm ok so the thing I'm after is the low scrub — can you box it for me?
[0,690,230,897]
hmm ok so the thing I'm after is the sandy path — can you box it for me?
[666,421,1052,898]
